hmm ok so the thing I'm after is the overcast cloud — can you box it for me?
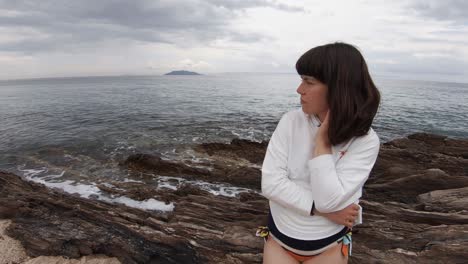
[0,0,467,82]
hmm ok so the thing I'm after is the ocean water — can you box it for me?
[1,73,467,210]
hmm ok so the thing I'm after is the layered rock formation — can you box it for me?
[0,133,467,263]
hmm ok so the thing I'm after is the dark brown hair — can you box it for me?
[296,42,380,145]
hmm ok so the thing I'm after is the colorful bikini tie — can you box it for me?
[338,230,352,257]
[257,225,352,257]
[256,226,270,242]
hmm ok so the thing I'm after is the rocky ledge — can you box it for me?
[1,133,467,263]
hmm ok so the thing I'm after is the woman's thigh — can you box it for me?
[262,236,298,264]
[302,243,348,264]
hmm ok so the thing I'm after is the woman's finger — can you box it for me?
[322,110,330,128]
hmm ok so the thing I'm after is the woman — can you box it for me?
[260,42,381,263]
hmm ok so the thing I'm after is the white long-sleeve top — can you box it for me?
[261,108,380,240]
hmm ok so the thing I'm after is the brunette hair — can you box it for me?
[296,42,380,145]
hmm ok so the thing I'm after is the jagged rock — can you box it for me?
[224,166,261,188]
[417,187,468,214]
[122,151,262,190]
[0,171,266,264]
[122,153,211,178]
[1,133,468,263]
[194,138,268,164]
[380,133,468,176]
[365,169,468,203]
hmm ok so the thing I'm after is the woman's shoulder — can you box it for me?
[362,127,379,144]
[350,127,380,151]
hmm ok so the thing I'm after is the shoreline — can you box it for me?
[0,219,120,264]
[1,132,467,263]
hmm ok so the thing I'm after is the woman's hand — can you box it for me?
[313,110,332,157]
[314,203,359,229]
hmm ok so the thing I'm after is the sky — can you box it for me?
[1,0,468,82]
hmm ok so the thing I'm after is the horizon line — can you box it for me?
[0,72,467,85]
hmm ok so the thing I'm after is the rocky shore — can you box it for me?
[1,133,467,263]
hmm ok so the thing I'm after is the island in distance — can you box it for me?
[164,70,202,75]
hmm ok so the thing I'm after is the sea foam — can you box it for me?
[18,167,174,212]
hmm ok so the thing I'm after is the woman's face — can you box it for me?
[296,75,329,116]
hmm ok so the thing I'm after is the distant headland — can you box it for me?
[164,70,202,75]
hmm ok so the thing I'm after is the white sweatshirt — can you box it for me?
[261,108,380,240]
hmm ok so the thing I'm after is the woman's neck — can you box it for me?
[316,111,327,123]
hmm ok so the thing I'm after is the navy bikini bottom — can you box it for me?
[267,209,349,251]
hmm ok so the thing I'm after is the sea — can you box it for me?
[1,73,467,211]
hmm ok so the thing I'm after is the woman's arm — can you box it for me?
[261,112,316,216]
[309,111,380,213]
[314,203,360,229]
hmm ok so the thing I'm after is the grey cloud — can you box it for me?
[273,2,305,12]
[407,35,468,46]
[204,0,305,12]
[408,0,468,24]
[0,0,299,54]
[367,50,467,77]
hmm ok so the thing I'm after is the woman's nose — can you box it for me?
[296,83,303,95]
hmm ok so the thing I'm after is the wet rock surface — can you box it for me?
[1,133,467,263]
[122,138,263,190]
